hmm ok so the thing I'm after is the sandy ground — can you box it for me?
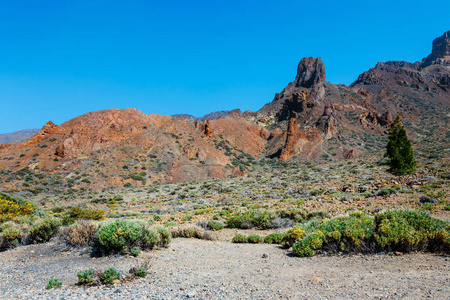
[0,237,449,300]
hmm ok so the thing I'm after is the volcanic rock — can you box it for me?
[316,105,337,139]
[421,31,450,67]
[279,118,300,161]
[201,120,215,138]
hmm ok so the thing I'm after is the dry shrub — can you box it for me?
[63,219,98,246]
[171,225,215,240]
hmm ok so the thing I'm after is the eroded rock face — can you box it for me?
[421,31,450,67]
[269,128,283,140]
[358,111,393,128]
[316,105,337,139]
[201,120,215,138]
[279,118,300,161]
[295,57,326,88]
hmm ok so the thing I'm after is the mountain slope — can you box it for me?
[0,129,39,145]
[0,31,448,192]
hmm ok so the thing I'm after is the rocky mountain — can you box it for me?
[171,110,230,121]
[0,31,448,192]
[0,129,39,145]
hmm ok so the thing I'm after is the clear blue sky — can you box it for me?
[0,0,449,133]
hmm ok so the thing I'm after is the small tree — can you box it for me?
[385,116,416,175]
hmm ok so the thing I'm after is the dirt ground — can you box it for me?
[0,236,449,299]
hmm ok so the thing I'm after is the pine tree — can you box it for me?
[385,116,416,175]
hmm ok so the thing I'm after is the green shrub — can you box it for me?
[153,214,162,221]
[46,276,62,289]
[101,267,121,284]
[98,220,143,254]
[281,227,305,248]
[141,227,160,248]
[292,231,324,257]
[62,206,105,225]
[374,210,449,252]
[231,233,248,243]
[182,214,192,222]
[131,247,141,256]
[247,234,263,244]
[290,210,449,257]
[307,210,329,220]
[0,226,23,249]
[29,217,62,243]
[264,231,285,244]
[134,268,148,278]
[226,210,275,229]
[77,269,94,284]
[207,220,224,231]
[156,226,172,247]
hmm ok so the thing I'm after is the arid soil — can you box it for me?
[1,236,448,300]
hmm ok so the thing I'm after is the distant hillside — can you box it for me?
[172,110,230,121]
[0,129,39,145]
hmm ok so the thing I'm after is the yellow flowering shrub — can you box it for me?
[0,197,34,223]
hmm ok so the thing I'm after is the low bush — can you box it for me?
[374,210,449,253]
[77,269,94,284]
[291,210,450,257]
[207,220,224,231]
[170,225,214,240]
[0,195,34,223]
[226,211,274,229]
[29,217,62,243]
[101,267,121,284]
[231,233,248,243]
[281,227,305,248]
[134,268,148,278]
[46,276,62,289]
[0,226,24,249]
[247,234,263,244]
[62,219,98,246]
[264,231,285,244]
[97,220,171,255]
[226,209,328,230]
[131,246,141,256]
[62,206,105,225]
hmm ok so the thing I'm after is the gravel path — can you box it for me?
[0,239,449,299]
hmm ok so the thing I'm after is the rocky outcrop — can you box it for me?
[279,118,300,161]
[295,57,326,88]
[352,70,382,86]
[316,105,337,139]
[25,121,59,145]
[268,128,283,140]
[276,90,313,121]
[421,31,450,67]
[358,111,393,128]
[258,57,326,121]
[259,127,270,139]
[201,120,215,138]
[295,57,326,103]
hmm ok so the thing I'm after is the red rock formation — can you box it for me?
[259,127,270,139]
[201,120,215,138]
[279,118,300,161]
[268,128,283,140]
